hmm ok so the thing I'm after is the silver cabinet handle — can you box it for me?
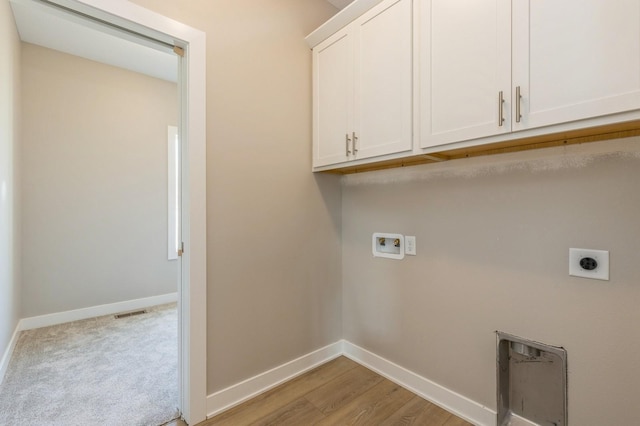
[515,86,522,123]
[498,91,505,127]
[345,133,351,156]
[352,132,358,154]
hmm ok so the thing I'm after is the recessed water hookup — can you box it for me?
[372,233,404,260]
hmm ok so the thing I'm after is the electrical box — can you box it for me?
[569,248,609,280]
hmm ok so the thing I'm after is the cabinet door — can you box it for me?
[513,0,640,131]
[353,0,413,159]
[313,30,353,168]
[420,0,511,148]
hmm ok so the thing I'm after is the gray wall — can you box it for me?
[129,0,343,394]
[0,0,21,362]
[20,44,179,317]
[342,140,640,425]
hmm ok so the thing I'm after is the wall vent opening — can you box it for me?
[114,310,147,319]
[497,331,568,426]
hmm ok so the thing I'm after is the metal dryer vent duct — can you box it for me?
[497,332,568,426]
[510,341,542,358]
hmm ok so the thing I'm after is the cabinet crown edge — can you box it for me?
[305,0,386,47]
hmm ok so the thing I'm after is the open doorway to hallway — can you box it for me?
[1,0,207,422]
[0,0,182,423]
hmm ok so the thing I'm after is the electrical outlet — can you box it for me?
[405,236,416,255]
[569,248,609,281]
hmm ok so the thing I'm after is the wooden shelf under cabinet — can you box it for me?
[320,120,640,175]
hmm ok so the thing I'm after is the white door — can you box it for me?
[313,29,353,168]
[420,0,511,148]
[512,0,640,131]
[354,0,413,159]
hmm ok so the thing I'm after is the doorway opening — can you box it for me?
[8,0,207,423]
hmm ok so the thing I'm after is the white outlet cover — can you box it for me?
[405,236,416,256]
[569,248,609,281]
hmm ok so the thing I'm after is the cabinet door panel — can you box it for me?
[513,0,640,130]
[420,0,511,148]
[313,31,352,167]
[354,0,412,159]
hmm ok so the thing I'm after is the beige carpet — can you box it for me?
[0,303,179,426]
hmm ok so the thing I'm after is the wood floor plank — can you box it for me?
[314,379,414,426]
[198,356,472,426]
[443,414,474,426]
[304,364,384,415]
[420,403,456,425]
[379,395,440,426]
[204,357,358,426]
[248,397,325,426]
[380,395,474,426]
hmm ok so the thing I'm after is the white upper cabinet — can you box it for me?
[512,0,640,131]
[420,0,511,148]
[313,31,353,167]
[353,0,413,160]
[311,0,640,172]
[420,0,640,150]
[312,0,412,169]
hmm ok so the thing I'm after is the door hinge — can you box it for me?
[178,242,184,257]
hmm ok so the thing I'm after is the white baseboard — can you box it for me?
[342,341,496,426]
[19,293,178,331]
[206,341,343,418]
[206,339,495,425]
[0,323,21,386]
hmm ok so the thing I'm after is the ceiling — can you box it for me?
[10,0,178,82]
[10,0,353,83]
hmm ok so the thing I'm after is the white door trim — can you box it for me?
[21,0,208,423]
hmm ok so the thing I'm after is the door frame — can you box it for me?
[31,0,208,423]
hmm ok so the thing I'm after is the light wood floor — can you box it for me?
[186,356,472,426]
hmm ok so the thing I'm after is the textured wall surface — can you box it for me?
[21,44,178,317]
[342,140,640,425]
